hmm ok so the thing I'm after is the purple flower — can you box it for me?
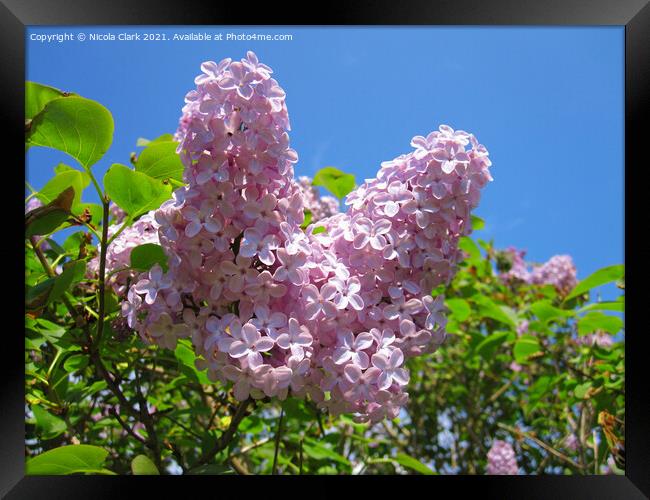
[275,318,313,361]
[332,331,374,369]
[220,321,275,368]
[371,348,409,389]
[239,228,279,266]
[133,265,173,305]
[486,440,519,475]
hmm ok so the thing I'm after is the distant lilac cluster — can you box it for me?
[118,52,493,422]
[296,176,340,223]
[529,255,578,297]
[499,249,577,297]
[25,198,50,251]
[87,213,160,296]
[486,439,519,475]
[574,330,614,348]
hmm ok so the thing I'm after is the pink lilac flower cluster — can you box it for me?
[87,213,160,296]
[486,439,519,475]
[296,176,340,223]
[499,249,578,297]
[109,201,127,224]
[529,255,577,297]
[574,330,614,348]
[120,52,493,422]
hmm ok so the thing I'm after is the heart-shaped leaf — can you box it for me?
[312,167,356,200]
[26,96,114,169]
[25,444,111,475]
[135,140,184,182]
[104,163,172,219]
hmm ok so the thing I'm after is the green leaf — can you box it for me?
[471,215,485,231]
[513,335,542,364]
[26,96,114,169]
[445,298,471,322]
[53,163,91,189]
[472,295,516,327]
[312,226,327,235]
[25,445,109,475]
[26,278,56,311]
[135,140,184,182]
[136,133,174,147]
[475,331,510,360]
[31,405,67,440]
[312,167,356,199]
[578,299,624,313]
[49,260,86,304]
[130,243,169,273]
[175,340,210,385]
[131,455,159,475]
[25,210,70,238]
[574,382,592,399]
[63,354,89,373]
[564,265,624,302]
[302,438,350,466]
[25,81,74,121]
[459,236,481,262]
[577,312,623,336]
[104,163,172,218]
[300,210,313,230]
[393,453,435,475]
[530,300,573,324]
[36,170,85,213]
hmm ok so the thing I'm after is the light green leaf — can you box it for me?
[459,237,481,262]
[475,331,510,360]
[25,444,109,475]
[104,163,172,218]
[577,312,623,336]
[175,340,210,385]
[578,299,624,314]
[513,335,542,364]
[36,170,85,213]
[63,354,89,373]
[302,438,350,466]
[530,300,573,324]
[564,265,624,302]
[574,382,592,399]
[471,215,485,231]
[53,163,91,189]
[131,455,159,475]
[472,295,516,327]
[31,405,67,440]
[130,243,169,273]
[49,260,86,304]
[445,298,471,322]
[312,226,327,235]
[136,133,174,147]
[135,140,184,182]
[312,167,356,200]
[26,96,114,169]
[393,453,435,475]
[25,81,74,121]
[300,210,313,230]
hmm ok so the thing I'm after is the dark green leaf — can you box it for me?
[130,243,169,273]
[475,331,510,360]
[31,405,67,440]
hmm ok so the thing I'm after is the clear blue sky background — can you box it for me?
[26,26,624,300]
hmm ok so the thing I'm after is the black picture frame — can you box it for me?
[4,1,647,498]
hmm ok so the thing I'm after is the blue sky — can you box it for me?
[26,26,624,299]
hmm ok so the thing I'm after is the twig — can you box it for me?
[497,422,584,470]
[272,407,284,475]
[93,200,110,350]
[109,407,146,444]
[229,456,250,475]
[197,399,253,466]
